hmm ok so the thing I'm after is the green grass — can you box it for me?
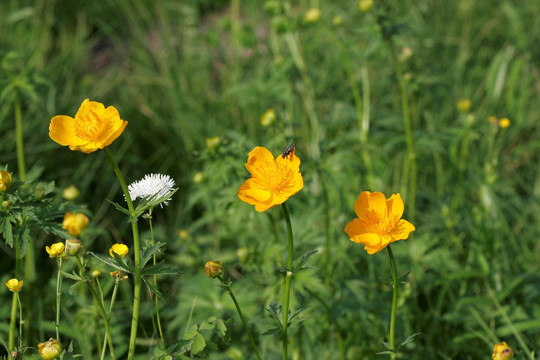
[1,0,540,359]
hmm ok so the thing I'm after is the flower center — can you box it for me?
[74,109,105,140]
[363,210,398,235]
[255,161,295,194]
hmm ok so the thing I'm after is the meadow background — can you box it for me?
[1,0,540,359]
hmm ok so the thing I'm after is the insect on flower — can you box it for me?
[282,143,295,159]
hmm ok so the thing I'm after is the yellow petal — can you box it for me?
[387,193,404,219]
[354,191,387,221]
[237,179,272,204]
[275,151,301,172]
[245,147,276,179]
[76,99,105,119]
[49,115,86,146]
[388,219,415,241]
[101,119,128,148]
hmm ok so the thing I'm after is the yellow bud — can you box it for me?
[62,212,89,237]
[499,118,510,128]
[38,338,62,359]
[399,46,413,62]
[62,185,79,200]
[193,171,204,184]
[456,99,472,113]
[177,229,190,240]
[2,200,11,209]
[46,243,65,258]
[260,109,276,126]
[65,239,82,256]
[492,341,513,360]
[5,278,23,292]
[109,243,129,258]
[358,0,374,12]
[0,171,12,192]
[206,136,220,151]
[204,260,223,278]
[332,16,343,26]
[92,270,101,278]
[304,8,321,23]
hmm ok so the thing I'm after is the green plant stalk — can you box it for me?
[8,292,17,359]
[14,88,26,181]
[55,257,63,343]
[17,293,23,352]
[103,147,141,360]
[76,256,116,360]
[281,203,294,360]
[101,277,120,360]
[148,212,166,350]
[386,245,399,360]
[217,276,262,360]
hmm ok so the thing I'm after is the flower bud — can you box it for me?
[109,243,129,258]
[499,118,510,129]
[260,109,276,126]
[92,270,101,278]
[456,99,472,113]
[358,0,374,12]
[62,185,79,200]
[65,239,82,256]
[193,172,204,184]
[0,171,12,192]
[110,271,121,279]
[304,8,321,23]
[204,260,223,278]
[206,136,220,151]
[2,200,11,209]
[46,243,65,258]
[62,212,89,237]
[5,278,23,292]
[37,338,61,359]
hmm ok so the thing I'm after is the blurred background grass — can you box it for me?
[1,0,540,358]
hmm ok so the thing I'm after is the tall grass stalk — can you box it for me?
[55,257,63,343]
[281,203,294,360]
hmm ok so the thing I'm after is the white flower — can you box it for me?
[127,173,175,207]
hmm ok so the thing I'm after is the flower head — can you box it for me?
[62,212,89,237]
[237,146,303,212]
[62,185,79,200]
[5,279,23,292]
[38,338,62,359]
[492,341,513,360]
[128,173,175,208]
[499,118,510,129]
[0,170,12,192]
[304,8,321,23]
[205,261,223,278]
[344,191,415,254]
[49,99,127,153]
[358,0,374,12]
[457,99,472,113]
[46,243,65,258]
[109,243,129,258]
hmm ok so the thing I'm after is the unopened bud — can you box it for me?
[62,185,79,200]
[204,261,223,278]
[2,200,11,209]
[65,239,82,256]
[92,270,101,278]
[34,185,45,200]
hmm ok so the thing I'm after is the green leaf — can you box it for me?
[215,319,227,338]
[141,261,179,276]
[141,242,167,268]
[190,333,206,354]
[182,326,198,341]
[142,276,164,301]
[199,320,215,331]
[89,252,132,273]
[62,271,84,282]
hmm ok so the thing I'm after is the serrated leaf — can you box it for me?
[62,271,83,282]
[141,242,166,267]
[107,200,131,216]
[89,252,132,273]
[141,261,179,276]
[142,276,164,301]
[191,333,206,354]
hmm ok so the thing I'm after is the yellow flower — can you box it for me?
[46,243,65,258]
[38,338,62,360]
[92,270,102,278]
[206,136,221,150]
[49,99,127,154]
[62,212,89,237]
[0,170,12,192]
[304,8,321,23]
[492,341,513,360]
[237,146,304,212]
[5,279,23,292]
[358,0,374,12]
[499,118,510,128]
[193,171,204,184]
[62,185,79,200]
[344,191,415,254]
[260,109,276,126]
[109,243,129,258]
[456,99,472,113]
[204,260,223,278]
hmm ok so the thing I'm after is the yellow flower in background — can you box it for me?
[488,116,498,124]
[344,191,415,254]
[492,341,513,360]
[456,99,472,113]
[304,8,321,23]
[92,270,102,278]
[0,170,12,192]
[237,146,303,212]
[62,212,89,236]
[49,99,127,153]
[358,0,374,12]
[5,279,23,292]
[38,338,62,359]
[260,109,276,126]
[109,243,129,258]
[46,243,65,258]
[499,117,510,128]
[206,136,220,150]
[62,185,79,200]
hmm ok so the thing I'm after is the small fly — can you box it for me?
[282,143,295,159]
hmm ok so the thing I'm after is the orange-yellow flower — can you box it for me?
[38,338,61,359]
[344,191,415,254]
[49,99,127,153]
[492,341,513,360]
[46,243,65,258]
[109,243,129,258]
[5,279,23,292]
[62,212,89,237]
[237,146,303,212]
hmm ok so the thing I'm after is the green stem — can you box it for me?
[149,212,166,350]
[386,245,399,360]
[14,89,26,182]
[8,292,17,358]
[16,293,23,352]
[55,257,63,343]
[281,203,294,360]
[103,148,141,360]
[101,277,120,360]
[76,256,116,360]
[218,276,262,360]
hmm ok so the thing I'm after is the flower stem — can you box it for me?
[101,277,120,360]
[16,293,23,352]
[55,257,63,343]
[149,212,166,350]
[8,292,17,358]
[14,88,26,182]
[103,147,141,360]
[281,202,294,360]
[386,245,399,360]
[218,276,262,360]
